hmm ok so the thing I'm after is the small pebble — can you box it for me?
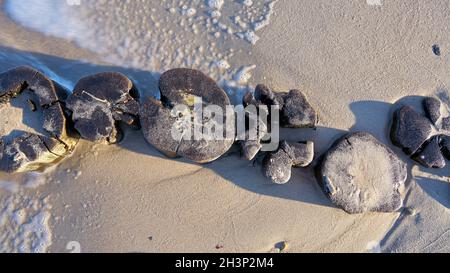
[432,44,441,56]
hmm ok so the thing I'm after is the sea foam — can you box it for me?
[5,0,278,102]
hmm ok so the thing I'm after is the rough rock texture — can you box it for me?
[391,95,450,168]
[281,89,318,128]
[413,136,446,169]
[239,92,269,161]
[442,117,450,131]
[317,132,407,214]
[239,84,317,160]
[247,84,318,128]
[391,106,433,156]
[239,116,268,161]
[141,68,235,163]
[423,97,441,125]
[66,72,140,144]
[263,141,314,184]
[0,66,78,173]
[254,84,284,107]
[442,135,450,159]
[159,68,230,108]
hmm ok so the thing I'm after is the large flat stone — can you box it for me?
[318,132,407,214]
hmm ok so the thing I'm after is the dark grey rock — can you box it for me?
[240,140,263,161]
[442,116,450,131]
[263,141,314,184]
[243,90,264,108]
[318,132,407,214]
[282,89,318,128]
[140,97,184,158]
[254,84,283,107]
[141,69,235,163]
[66,72,140,144]
[0,66,78,173]
[432,44,441,56]
[250,84,318,128]
[288,142,316,167]
[391,94,450,168]
[0,133,57,173]
[391,106,433,155]
[413,136,446,169]
[239,85,318,160]
[159,68,230,108]
[239,118,268,161]
[423,96,450,131]
[442,135,450,160]
[0,66,60,106]
[239,92,269,160]
[423,97,441,125]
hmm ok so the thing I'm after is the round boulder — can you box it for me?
[317,132,407,214]
[141,68,235,163]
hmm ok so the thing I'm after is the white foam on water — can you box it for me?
[0,173,52,253]
[5,0,278,101]
[0,49,75,90]
[5,0,86,41]
[0,195,52,253]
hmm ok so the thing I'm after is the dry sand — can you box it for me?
[0,0,449,253]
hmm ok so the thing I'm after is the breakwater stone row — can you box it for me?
[5,66,446,214]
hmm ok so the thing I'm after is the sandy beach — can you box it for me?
[0,0,449,253]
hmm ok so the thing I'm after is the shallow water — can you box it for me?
[6,0,277,101]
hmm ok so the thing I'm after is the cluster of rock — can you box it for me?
[0,67,317,175]
[6,66,446,215]
[240,84,318,183]
[391,96,450,168]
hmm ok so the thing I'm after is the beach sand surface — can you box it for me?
[0,0,449,253]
